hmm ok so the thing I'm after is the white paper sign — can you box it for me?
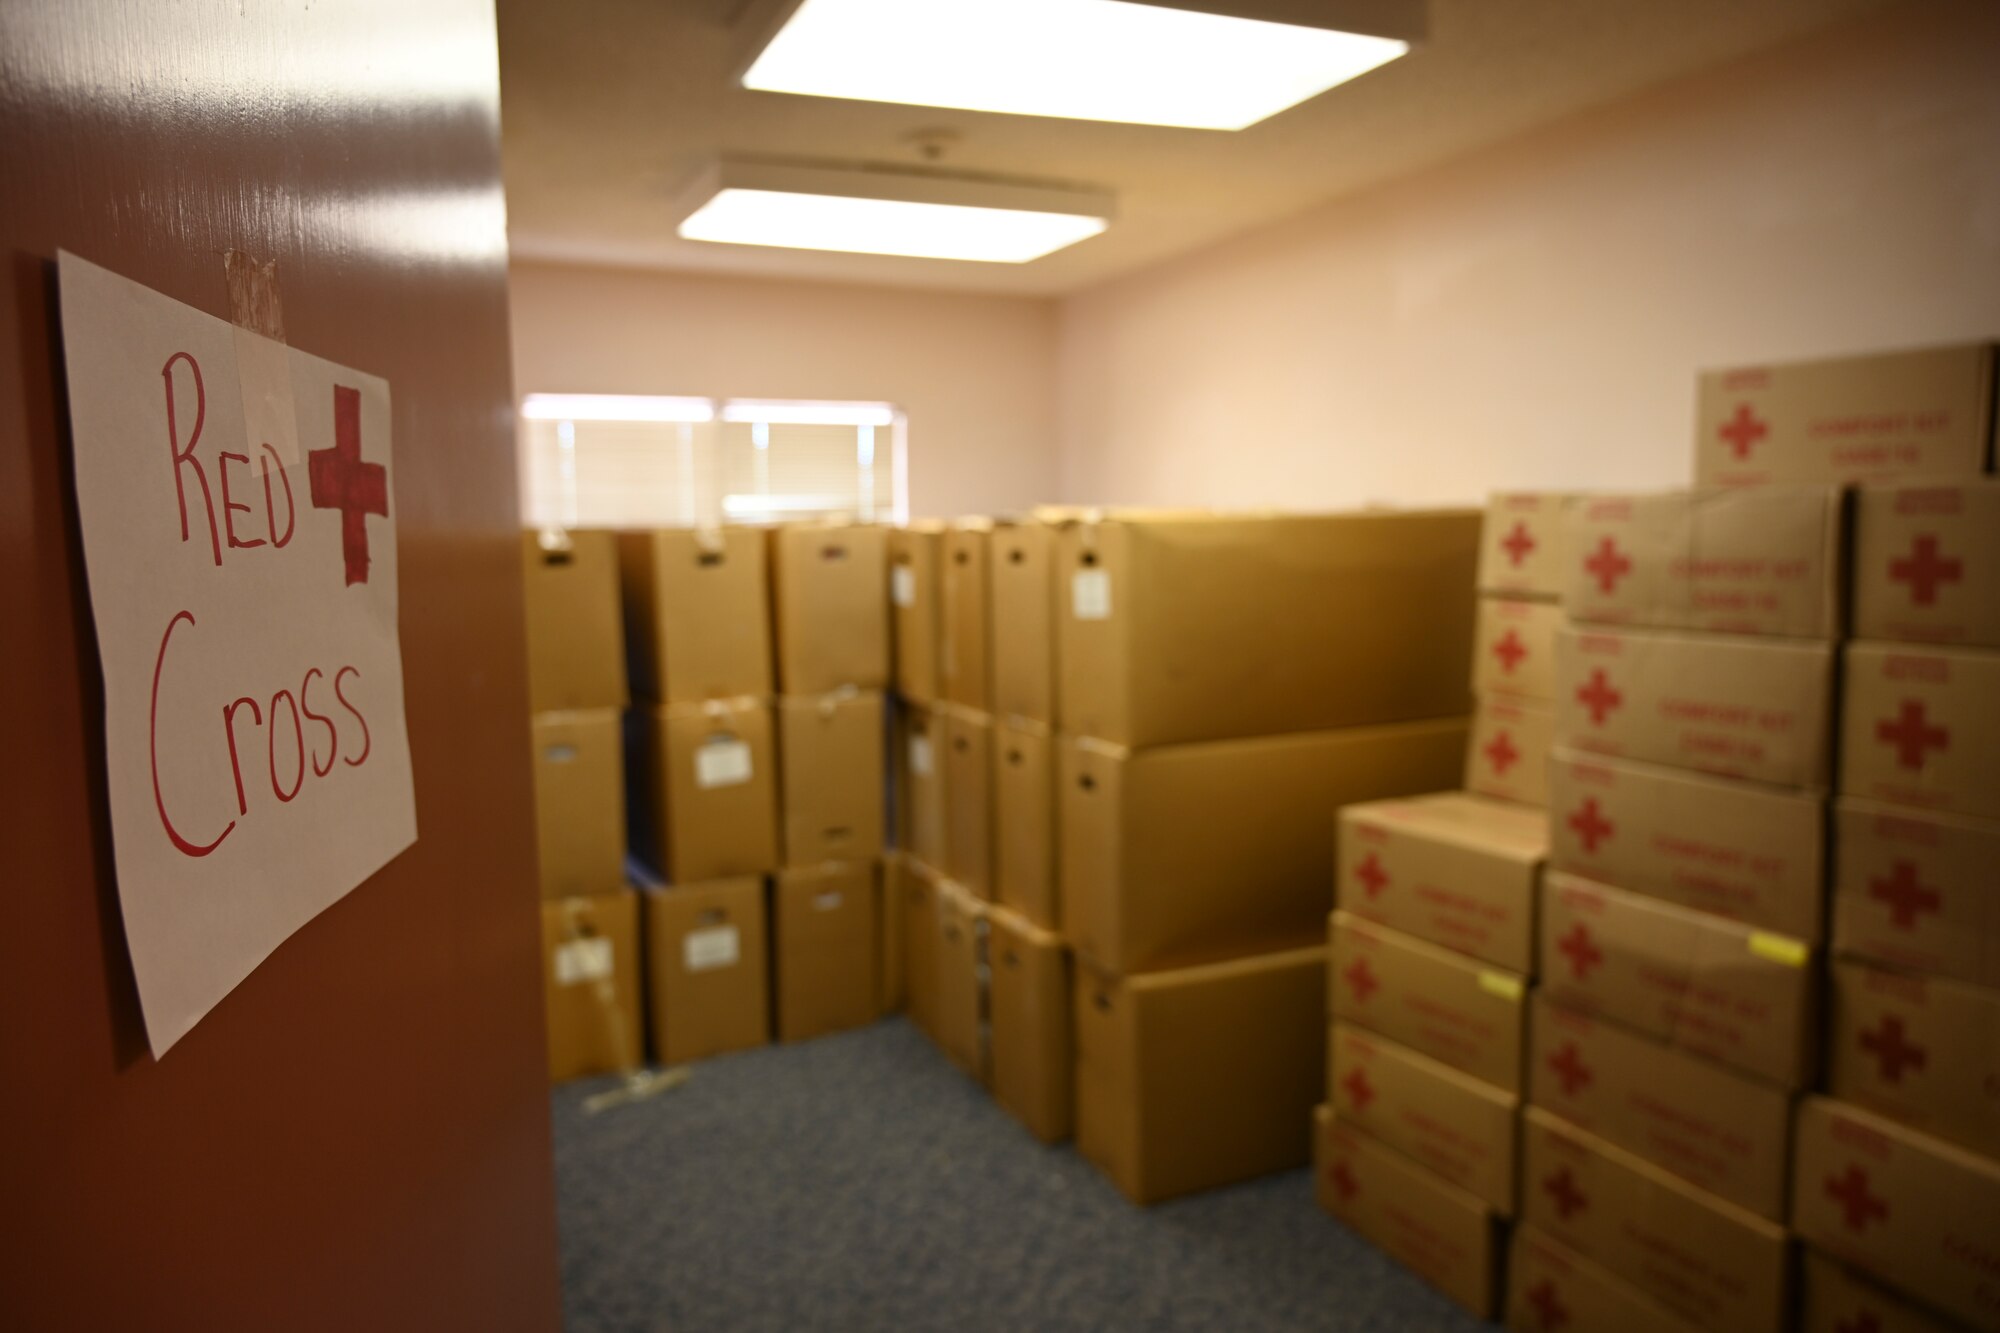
[59,252,417,1056]
[1072,569,1112,620]
[909,734,935,777]
[684,925,741,972]
[891,564,916,608]
[695,736,753,789]
[554,936,614,985]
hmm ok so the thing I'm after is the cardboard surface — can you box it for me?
[988,905,1073,1144]
[1539,871,1815,1088]
[989,518,1058,725]
[776,690,886,867]
[1792,1096,2000,1332]
[1840,642,2000,822]
[1329,1022,1520,1213]
[899,857,941,1039]
[773,862,879,1043]
[1833,798,2000,988]
[934,879,988,1082]
[1063,718,1469,974]
[643,878,769,1066]
[1695,343,1997,488]
[941,705,996,899]
[632,698,780,884]
[616,527,772,705]
[1330,912,1528,1093]
[877,853,908,1015]
[522,528,628,712]
[1076,947,1326,1205]
[541,890,643,1083]
[1338,791,1547,974]
[530,708,626,900]
[1520,1106,1789,1333]
[1527,994,1791,1220]
[941,522,992,710]
[1505,1225,1703,1333]
[1478,493,1574,600]
[1465,694,1554,807]
[1554,625,1835,788]
[1801,1247,1968,1333]
[1473,595,1563,702]
[993,716,1058,931]
[895,701,948,871]
[1056,510,1480,748]
[1853,479,2000,649]
[770,521,889,694]
[1315,1109,1501,1320]
[1562,488,1844,638]
[889,522,944,704]
[1549,746,1827,939]
[1827,958,2000,1160]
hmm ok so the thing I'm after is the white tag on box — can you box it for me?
[1072,569,1111,620]
[892,564,916,608]
[910,734,934,777]
[554,936,614,986]
[695,737,753,789]
[812,891,845,912]
[684,924,741,972]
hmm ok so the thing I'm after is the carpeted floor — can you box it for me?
[552,1018,1490,1332]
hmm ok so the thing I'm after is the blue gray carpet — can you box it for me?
[552,1018,1490,1332]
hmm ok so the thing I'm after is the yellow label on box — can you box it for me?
[1478,971,1525,1000]
[1748,932,1808,967]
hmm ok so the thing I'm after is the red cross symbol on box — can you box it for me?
[1500,520,1537,567]
[1354,852,1389,900]
[1525,1279,1569,1330]
[1342,1067,1375,1111]
[1328,1160,1358,1202]
[1485,729,1521,775]
[1567,798,1614,854]
[1542,1166,1587,1220]
[1876,700,1949,771]
[1547,1042,1592,1097]
[307,384,389,586]
[1584,537,1633,594]
[1492,628,1528,675]
[1719,403,1769,460]
[1826,1164,1888,1232]
[1557,923,1603,980]
[1575,669,1622,726]
[1836,1310,1884,1333]
[1343,958,1379,1004]
[1870,860,1941,929]
[1889,535,1963,607]
[1860,1015,1928,1085]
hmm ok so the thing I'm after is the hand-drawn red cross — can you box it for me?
[1888,535,1962,607]
[1876,700,1948,770]
[1869,860,1940,929]
[1542,1166,1587,1220]
[1500,521,1537,567]
[1525,1279,1569,1330]
[1329,1160,1358,1202]
[1493,628,1528,675]
[1825,1164,1888,1232]
[1344,958,1379,1004]
[1547,1042,1592,1097]
[308,384,389,586]
[1355,852,1389,900]
[1576,669,1623,725]
[1719,403,1769,459]
[1584,537,1632,594]
[1342,1067,1375,1111]
[1485,729,1521,775]
[1558,923,1603,980]
[1568,798,1614,854]
[1860,1015,1927,1085]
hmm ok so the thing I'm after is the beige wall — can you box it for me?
[1056,1,2000,509]
[508,262,1058,518]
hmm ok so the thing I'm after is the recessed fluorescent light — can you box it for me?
[741,0,1413,131]
[720,401,898,426]
[520,393,715,423]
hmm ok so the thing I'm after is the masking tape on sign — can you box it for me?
[223,249,301,469]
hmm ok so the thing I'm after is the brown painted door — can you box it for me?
[0,3,562,1329]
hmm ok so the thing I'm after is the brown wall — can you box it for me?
[0,3,562,1329]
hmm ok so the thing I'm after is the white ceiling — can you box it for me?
[496,0,1888,297]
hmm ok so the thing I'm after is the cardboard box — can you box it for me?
[894,701,947,871]
[1854,479,2000,649]
[1329,1022,1519,1214]
[989,517,1058,726]
[1063,718,1469,974]
[522,528,627,712]
[898,857,940,1039]
[987,905,1072,1144]
[941,522,992,710]
[776,690,886,867]
[877,853,907,1016]
[1539,871,1815,1088]
[530,709,626,900]
[1337,791,1547,974]
[631,698,780,884]
[1314,1108,1501,1320]
[1527,994,1790,1220]
[1056,510,1480,748]
[1473,595,1563,703]
[541,889,643,1082]
[1478,492,1574,601]
[1801,1248,1968,1333]
[1554,625,1835,788]
[1076,946,1326,1205]
[1330,912,1527,1093]
[1520,1106,1789,1333]
[993,716,1057,931]
[889,522,944,704]
[1792,1096,2000,1332]
[1506,1225,1704,1333]
[770,521,889,694]
[1840,643,2000,822]
[934,879,988,1082]
[1695,342,1997,488]
[1549,747,1827,940]
[773,861,879,1043]
[643,878,769,1066]
[1465,694,1554,807]
[1562,488,1844,639]
[1833,799,2000,988]
[616,527,771,705]
[940,704,994,899]
[1827,958,2000,1160]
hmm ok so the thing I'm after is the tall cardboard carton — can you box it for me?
[899,858,940,1039]
[1075,946,1325,1205]
[940,704,994,899]
[1801,1248,1968,1333]
[530,708,626,900]
[1329,912,1527,1093]
[1477,492,1574,601]
[631,698,780,884]
[1840,642,2000,823]
[992,716,1057,930]
[643,879,769,1065]
[987,906,1072,1144]
[889,522,944,704]
[769,521,889,694]
[1826,958,2000,1160]
[877,853,908,1016]
[1832,799,2000,988]
[934,879,987,1082]
[941,522,992,711]
[617,527,771,704]
[989,517,1058,725]
[1473,595,1563,702]
[1694,343,1998,488]
[773,862,879,1043]
[1464,694,1553,807]
[541,889,643,1082]
[1505,1226,1704,1333]
[522,528,627,712]
[1853,479,2000,649]
[895,701,947,871]
[1062,718,1469,974]
[776,690,886,867]
[1056,510,1480,748]
[1328,1022,1519,1213]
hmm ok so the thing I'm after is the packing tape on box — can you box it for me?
[556,898,642,1088]
[813,683,859,718]
[664,694,764,723]
[223,249,301,470]
[693,523,724,556]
